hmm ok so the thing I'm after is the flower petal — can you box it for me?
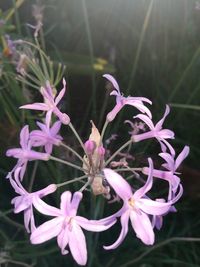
[68,221,87,266]
[30,217,63,244]
[20,125,29,149]
[134,114,154,130]
[133,158,153,200]
[33,196,62,217]
[137,198,171,215]
[55,78,66,105]
[70,192,83,217]
[103,210,129,250]
[130,210,154,245]
[155,105,170,130]
[103,74,120,94]
[60,191,72,215]
[175,146,190,170]
[76,216,116,232]
[57,228,69,255]
[103,168,132,200]
[20,103,49,111]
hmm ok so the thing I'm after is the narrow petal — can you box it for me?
[55,79,66,105]
[136,198,171,215]
[50,121,62,136]
[60,191,72,215]
[159,152,175,171]
[103,74,120,94]
[70,192,83,217]
[103,210,129,250]
[175,146,190,170]
[133,131,154,142]
[133,158,153,200]
[125,99,152,118]
[33,196,62,217]
[155,105,170,130]
[57,228,69,255]
[20,125,29,149]
[103,168,132,200]
[20,103,49,111]
[76,216,116,232]
[107,103,123,122]
[134,114,154,130]
[130,210,154,245]
[30,217,63,244]
[68,221,87,266]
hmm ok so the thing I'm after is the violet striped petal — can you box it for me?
[33,196,62,217]
[136,198,171,215]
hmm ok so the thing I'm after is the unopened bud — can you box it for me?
[97,146,106,159]
[84,140,96,154]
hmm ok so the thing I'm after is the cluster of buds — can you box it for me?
[6,74,189,265]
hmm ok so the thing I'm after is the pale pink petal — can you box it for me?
[103,210,129,250]
[103,74,120,94]
[159,138,175,156]
[125,100,152,118]
[134,114,154,130]
[45,143,53,154]
[32,196,62,217]
[20,125,29,149]
[133,131,154,142]
[175,146,190,170]
[103,168,132,200]
[50,121,62,136]
[57,229,69,255]
[159,152,174,171]
[133,158,153,200]
[20,103,49,111]
[68,221,87,266]
[70,192,83,217]
[76,216,116,232]
[55,79,66,105]
[136,198,171,215]
[36,121,47,132]
[36,184,57,198]
[158,129,174,139]
[107,103,123,122]
[130,210,154,245]
[155,105,170,130]
[30,217,63,244]
[60,191,72,215]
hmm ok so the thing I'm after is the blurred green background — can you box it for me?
[0,0,200,266]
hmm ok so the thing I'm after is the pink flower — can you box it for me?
[142,146,189,196]
[30,191,116,266]
[20,79,70,125]
[133,105,175,155]
[103,74,152,122]
[30,113,62,154]
[103,159,183,248]
[10,167,57,233]
[6,125,49,180]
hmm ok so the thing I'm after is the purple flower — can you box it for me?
[103,74,152,122]
[133,105,175,155]
[103,159,183,248]
[10,167,57,233]
[20,79,70,125]
[142,146,189,196]
[30,191,116,266]
[6,125,49,180]
[30,113,62,154]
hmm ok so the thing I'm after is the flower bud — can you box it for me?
[84,140,96,154]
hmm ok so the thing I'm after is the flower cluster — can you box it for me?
[6,75,189,265]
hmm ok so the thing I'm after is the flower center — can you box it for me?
[128,198,135,208]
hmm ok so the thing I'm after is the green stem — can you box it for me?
[100,120,109,145]
[49,156,85,172]
[60,142,89,168]
[69,123,88,156]
[56,175,88,188]
[104,139,132,167]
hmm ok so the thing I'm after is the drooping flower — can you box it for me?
[103,74,152,122]
[6,125,49,180]
[20,79,70,125]
[30,113,62,154]
[10,167,57,233]
[142,146,189,196]
[133,105,175,155]
[103,158,183,249]
[31,191,116,266]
